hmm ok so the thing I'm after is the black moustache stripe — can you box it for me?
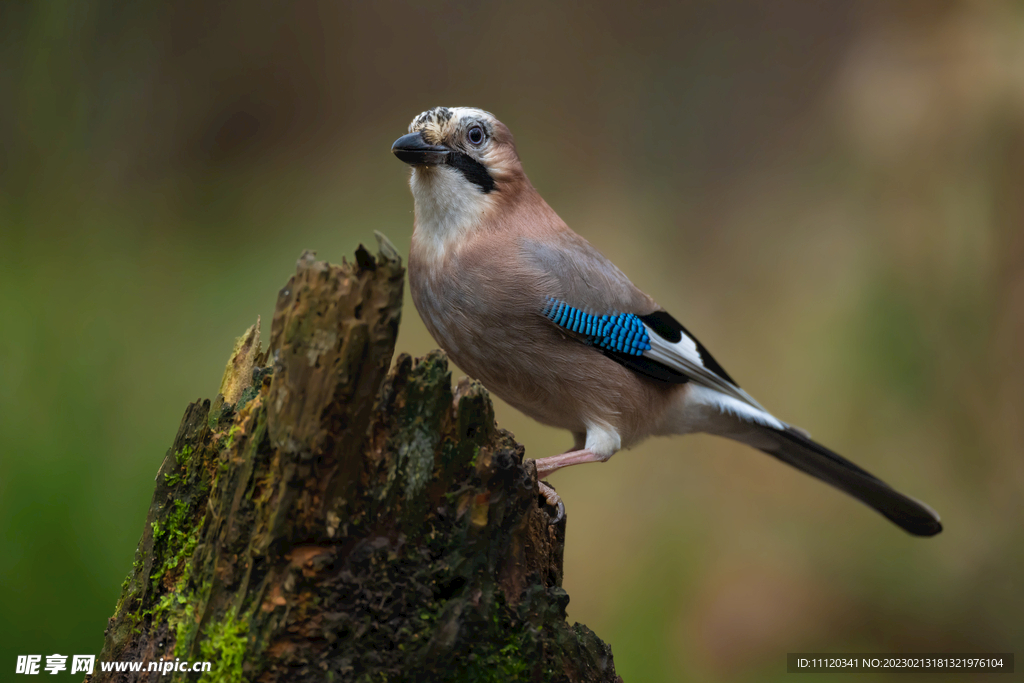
[447,151,496,194]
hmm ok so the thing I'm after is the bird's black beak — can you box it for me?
[391,132,450,166]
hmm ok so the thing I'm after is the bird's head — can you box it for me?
[392,108,528,241]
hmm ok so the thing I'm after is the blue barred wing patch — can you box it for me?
[542,297,652,356]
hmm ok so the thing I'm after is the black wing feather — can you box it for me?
[639,310,739,386]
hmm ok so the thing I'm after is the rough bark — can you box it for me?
[90,242,621,683]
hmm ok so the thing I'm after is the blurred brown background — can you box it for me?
[1,1,1022,681]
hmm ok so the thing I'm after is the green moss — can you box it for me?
[164,445,195,488]
[130,443,208,635]
[224,423,243,451]
[171,588,201,658]
[176,445,194,466]
[433,607,533,682]
[147,588,177,622]
[461,629,530,682]
[150,499,201,590]
[198,610,250,683]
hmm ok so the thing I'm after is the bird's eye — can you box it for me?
[467,126,484,145]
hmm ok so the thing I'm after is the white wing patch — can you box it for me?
[643,324,769,413]
[686,385,785,430]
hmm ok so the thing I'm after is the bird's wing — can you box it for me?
[520,233,766,412]
[519,233,943,537]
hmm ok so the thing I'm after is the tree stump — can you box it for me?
[91,240,621,682]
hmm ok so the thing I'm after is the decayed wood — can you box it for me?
[91,241,621,682]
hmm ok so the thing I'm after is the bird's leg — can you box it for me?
[533,448,605,479]
[533,432,606,524]
[532,448,608,525]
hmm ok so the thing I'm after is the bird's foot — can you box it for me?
[538,480,565,525]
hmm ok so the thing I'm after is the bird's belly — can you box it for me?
[424,311,675,443]
[408,257,676,445]
[435,323,588,433]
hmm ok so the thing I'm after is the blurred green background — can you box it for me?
[2,1,1022,681]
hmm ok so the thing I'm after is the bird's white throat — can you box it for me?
[410,165,495,261]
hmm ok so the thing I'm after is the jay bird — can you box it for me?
[392,106,942,537]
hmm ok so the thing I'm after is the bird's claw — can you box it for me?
[538,481,565,525]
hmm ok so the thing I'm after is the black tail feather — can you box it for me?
[760,427,942,537]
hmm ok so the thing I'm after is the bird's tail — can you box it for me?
[738,425,942,537]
